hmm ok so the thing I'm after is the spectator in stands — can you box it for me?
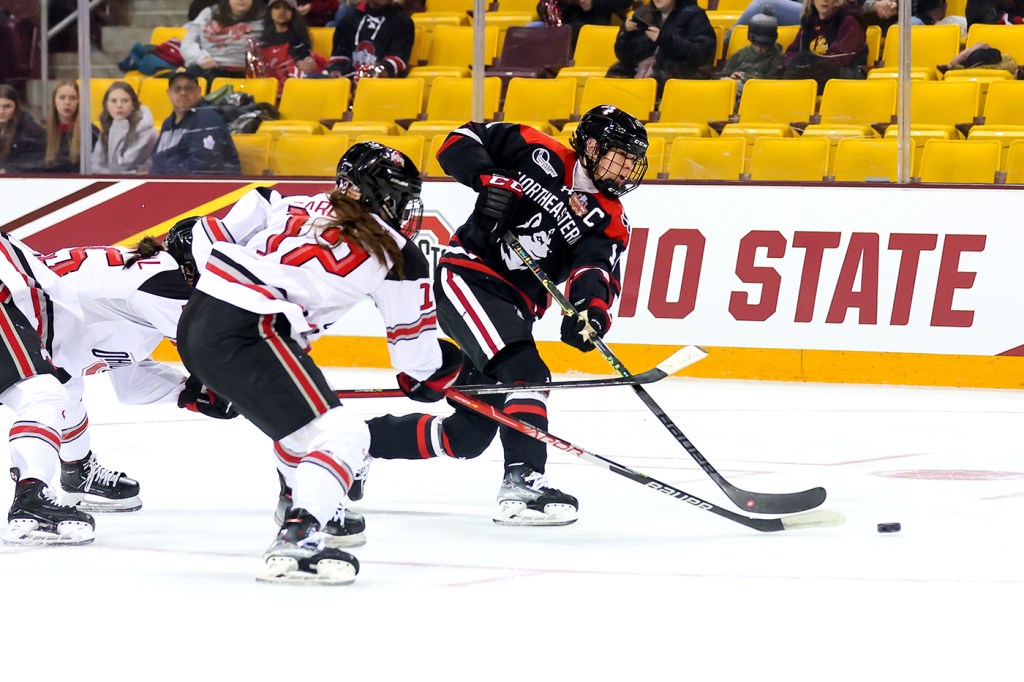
[719,12,784,104]
[257,0,327,88]
[782,0,867,91]
[150,72,241,175]
[862,0,898,34]
[183,0,265,81]
[90,82,158,175]
[328,0,414,78]
[912,0,967,36]
[0,84,44,174]
[540,0,633,47]
[606,0,717,85]
[728,1,802,36]
[41,80,94,174]
[966,0,1024,25]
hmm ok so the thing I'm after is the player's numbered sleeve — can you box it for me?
[368,240,442,381]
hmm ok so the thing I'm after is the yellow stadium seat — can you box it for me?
[426,0,473,13]
[865,24,882,66]
[149,26,186,45]
[424,134,449,177]
[832,138,908,182]
[650,79,736,138]
[869,24,962,80]
[424,77,501,121]
[747,137,830,182]
[557,24,620,92]
[330,122,393,136]
[259,121,324,138]
[642,136,667,175]
[83,76,142,126]
[726,24,799,58]
[353,134,426,171]
[502,77,576,125]
[665,137,745,180]
[883,80,981,141]
[802,79,896,141]
[721,78,817,142]
[231,133,272,176]
[411,12,469,30]
[1003,138,1024,182]
[309,26,333,59]
[278,78,351,122]
[966,24,1024,64]
[967,81,1024,162]
[578,77,657,122]
[332,78,425,134]
[407,121,465,141]
[495,0,540,18]
[139,76,207,128]
[407,25,499,78]
[917,139,1002,183]
[210,77,278,104]
[272,133,352,176]
[486,13,535,56]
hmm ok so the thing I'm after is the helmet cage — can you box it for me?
[164,216,200,284]
[570,107,649,198]
[336,142,424,238]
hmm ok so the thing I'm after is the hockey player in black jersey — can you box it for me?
[418,105,648,526]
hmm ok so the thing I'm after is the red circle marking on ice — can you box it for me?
[875,470,1024,481]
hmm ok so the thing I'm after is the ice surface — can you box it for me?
[1,366,1021,681]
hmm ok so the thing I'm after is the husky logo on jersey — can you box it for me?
[500,213,552,271]
[532,148,557,177]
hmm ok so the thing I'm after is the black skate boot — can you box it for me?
[348,458,371,502]
[275,472,366,547]
[494,463,578,526]
[60,452,141,512]
[5,468,95,545]
[257,508,359,585]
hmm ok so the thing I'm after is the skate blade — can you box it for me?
[2,519,95,546]
[493,501,578,527]
[323,531,366,549]
[63,493,142,513]
[256,556,357,586]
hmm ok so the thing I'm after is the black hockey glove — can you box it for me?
[560,299,611,353]
[475,171,524,235]
[178,375,239,419]
[397,339,464,403]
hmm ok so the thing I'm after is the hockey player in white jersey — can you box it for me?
[176,141,460,585]
[38,235,238,514]
[0,232,98,545]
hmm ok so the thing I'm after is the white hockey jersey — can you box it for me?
[194,186,441,381]
[40,246,192,393]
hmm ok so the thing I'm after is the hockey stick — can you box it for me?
[499,231,826,515]
[447,388,844,532]
[334,345,707,400]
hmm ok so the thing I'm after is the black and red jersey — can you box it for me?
[436,122,631,318]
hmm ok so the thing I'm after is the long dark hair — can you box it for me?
[99,81,143,152]
[0,84,24,161]
[213,0,263,25]
[324,190,404,275]
[263,0,308,36]
[124,236,165,269]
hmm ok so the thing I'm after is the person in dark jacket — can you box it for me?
[606,0,717,85]
[783,0,867,91]
[0,84,44,174]
[966,0,1024,25]
[328,0,414,78]
[150,72,240,176]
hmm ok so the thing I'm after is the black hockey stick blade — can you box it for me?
[498,231,826,515]
[447,388,846,533]
[334,345,707,400]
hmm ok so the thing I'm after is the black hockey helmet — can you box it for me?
[570,105,649,198]
[335,141,424,238]
[164,215,200,284]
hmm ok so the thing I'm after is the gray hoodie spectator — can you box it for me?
[91,82,159,174]
[182,0,264,78]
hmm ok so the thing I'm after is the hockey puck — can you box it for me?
[877,522,901,533]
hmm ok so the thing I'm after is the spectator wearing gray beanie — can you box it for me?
[719,11,784,106]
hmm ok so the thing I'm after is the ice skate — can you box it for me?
[5,469,95,546]
[274,472,366,547]
[348,457,371,502]
[60,452,141,512]
[257,508,359,585]
[493,463,578,526]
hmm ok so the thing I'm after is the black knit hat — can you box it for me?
[748,12,779,45]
